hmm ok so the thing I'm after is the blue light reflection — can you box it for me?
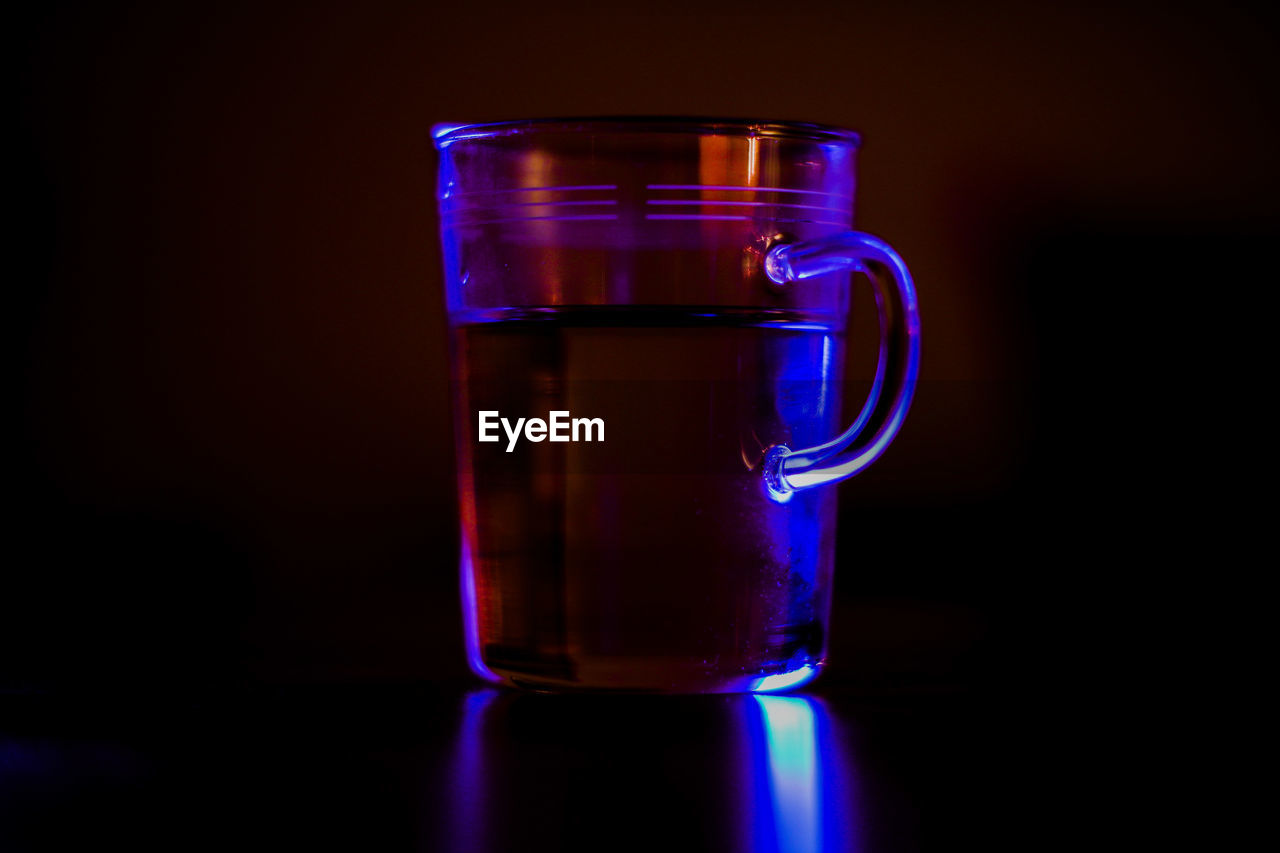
[445,689,501,851]
[748,695,854,853]
[443,691,856,853]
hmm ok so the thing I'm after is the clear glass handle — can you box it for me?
[762,232,921,499]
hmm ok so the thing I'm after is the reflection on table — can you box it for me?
[3,681,1007,852]
[438,690,858,853]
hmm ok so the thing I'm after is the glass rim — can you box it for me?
[431,116,862,148]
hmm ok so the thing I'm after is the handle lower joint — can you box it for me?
[764,245,795,285]
[763,445,794,503]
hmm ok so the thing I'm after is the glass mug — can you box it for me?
[433,118,919,693]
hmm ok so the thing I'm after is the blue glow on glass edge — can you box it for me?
[460,544,504,684]
[431,123,469,146]
[749,663,821,693]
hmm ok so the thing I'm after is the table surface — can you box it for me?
[1,677,1040,852]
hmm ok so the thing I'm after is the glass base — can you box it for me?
[472,656,824,695]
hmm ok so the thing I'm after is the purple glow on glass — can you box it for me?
[450,199,619,211]
[644,214,752,221]
[447,184,618,197]
[770,218,854,228]
[646,200,849,214]
[460,544,503,684]
[457,214,620,227]
[647,183,852,200]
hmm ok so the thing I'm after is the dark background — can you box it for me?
[10,0,1277,707]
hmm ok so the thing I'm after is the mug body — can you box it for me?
[435,118,861,692]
